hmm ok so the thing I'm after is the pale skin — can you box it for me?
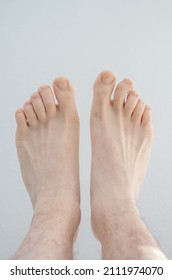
[14,71,167,260]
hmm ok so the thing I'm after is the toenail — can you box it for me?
[38,85,50,92]
[16,109,23,114]
[123,78,134,86]
[131,90,138,96]
[54,78,69,90]
[101,71,115,84]
[24,101,31,106]
[139,99,144,104]
[32,92,39,98]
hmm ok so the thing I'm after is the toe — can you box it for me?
[23,101,38,127]
[53,77,75,113]
[30,92,46,121]
[132,99,145,124]
[124,90,139,117]
[114,78,134,110]
[38,85,56,116]
[93,71,116,104]
[142,105,152,126]
[15,109,28,132]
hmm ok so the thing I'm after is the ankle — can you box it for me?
[91,191,136,220]
[14,217,76,260]
[91,196,137,241]
[32,202,81,239]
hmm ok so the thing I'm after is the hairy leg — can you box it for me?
[90,70,167,260]
[14,78,80,259]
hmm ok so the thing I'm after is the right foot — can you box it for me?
[90,71,153,242]
[15,77,80,258]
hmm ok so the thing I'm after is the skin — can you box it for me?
[14,77,81,259]
[14,71,167,260]
[90,70,167,259]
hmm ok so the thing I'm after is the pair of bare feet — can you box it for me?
[14,71,166,260]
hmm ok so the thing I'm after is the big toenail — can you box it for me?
[54,78,69,90]
[101,72,115,84]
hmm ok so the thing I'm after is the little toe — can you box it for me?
[53,77,75,113]
[142,105,152,126]
[132,99,145,124]
[23,101,38,127]
[15,109,28,133]
[93,70,116,104]
[38,85,56,116]
[124,90,139,117]
[114,78,134,110]
[30,92,46,121]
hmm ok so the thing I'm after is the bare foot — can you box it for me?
[90,71,166,259]
[15,77,80,259]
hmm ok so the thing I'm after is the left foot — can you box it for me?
[90,71,153,241]
[89,71,166,260]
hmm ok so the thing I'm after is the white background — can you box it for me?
[0,0,172,259]
[0,260,172,280]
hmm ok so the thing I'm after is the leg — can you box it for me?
[90,70,167,260]
[14,78,80,259]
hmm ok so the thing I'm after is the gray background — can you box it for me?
[0,0,172,259]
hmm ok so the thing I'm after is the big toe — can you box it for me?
[53,77,76,115]
[93,71,116,100]
[92,71,116,116]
